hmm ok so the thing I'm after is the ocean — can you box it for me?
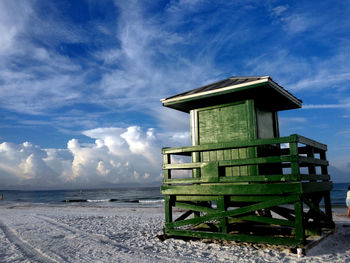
[0,183,349,208]
[0,186,164,208]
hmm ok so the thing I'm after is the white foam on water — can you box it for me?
[87,199,111,203]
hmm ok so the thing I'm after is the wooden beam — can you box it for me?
[237,215,295,227]
[163,174,299,185]
[162,135,298,155]
[166,195,299,228]
[301,182,333,193]
[164,229,303,246]
[161,183,302,196]
[175,202,217,214]
[296,135,327,151]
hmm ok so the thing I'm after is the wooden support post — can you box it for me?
[306,146,316,181]
[294,199,305,243]
[165,195,173,225]
[217,196,228,233]
[324,191,334,228]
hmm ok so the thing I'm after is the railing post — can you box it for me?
[320,150,334,227]
[306,146,316,181]
[289,142,300,180]
[163,153,171,181]
[192,151,200,178]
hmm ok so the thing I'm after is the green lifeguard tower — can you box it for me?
[160,76,334,246]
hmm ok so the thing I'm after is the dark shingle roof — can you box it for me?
[161,76,302,113]
[165,76,265,100]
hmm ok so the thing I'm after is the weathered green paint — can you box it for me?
[163,155,299,170]
[161,78,334,246]
[193,100,257,177]
[163,174,299,185]
[162,135,298,155]
[176,195,220,202]
[175,201,217,214]
[217,196,228,233]
[161,182,302,196]
[201,162,219,182]
[167,195,299,228]
[237,215,295,227]
[164,195,173,224]
[294,199,305,243]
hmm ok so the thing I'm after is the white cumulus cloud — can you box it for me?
[0,126,172,189]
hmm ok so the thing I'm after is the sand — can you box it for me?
[0,204,349,263]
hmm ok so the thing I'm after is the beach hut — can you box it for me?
[160,76,334,246]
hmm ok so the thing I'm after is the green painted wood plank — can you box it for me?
[238,215,295,227]
[163,156,297,170]
[217,196,228,233]
[163,163,203,170]
[164,229,302,246]
[298,157,328,166]
[163,177,202,184]
[289,142,300,179]
[163,174,299,185]
[219,174,298,182]
[299,174,330,181]
[176,196,219,202]
[229,195,283,202]
[218,155,297,167]
[161,182,302,196]
[162,135,298,155]
[296,135,327,151]
[294,200,305,243]
[301,182,333,193]
[163,154,171,180]
[201,162,219,183]
[166,195,299,228]
[175,202,217,214]
[165,195,173,223]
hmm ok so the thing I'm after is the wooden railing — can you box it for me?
[161,134,334,246]
[162,134,331,187]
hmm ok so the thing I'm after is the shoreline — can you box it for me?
[0,205,349,262]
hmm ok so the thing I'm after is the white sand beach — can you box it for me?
[0,204,349,263]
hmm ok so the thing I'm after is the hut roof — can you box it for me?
[161,76,302,113]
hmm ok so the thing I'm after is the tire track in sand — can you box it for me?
[35,214,198,262]
[0,218,60,263]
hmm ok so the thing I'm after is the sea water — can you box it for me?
[0,187,164,208]
[0,183,349,208]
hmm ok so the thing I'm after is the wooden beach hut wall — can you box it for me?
[160,76,334,246]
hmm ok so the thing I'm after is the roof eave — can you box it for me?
[162,77,270,106]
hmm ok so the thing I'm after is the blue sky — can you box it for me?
[0,0,349,189]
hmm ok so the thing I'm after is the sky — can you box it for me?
[0,0,349,190]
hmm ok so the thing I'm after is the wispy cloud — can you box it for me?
[1,1,350,188]
[303,103,350,109]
